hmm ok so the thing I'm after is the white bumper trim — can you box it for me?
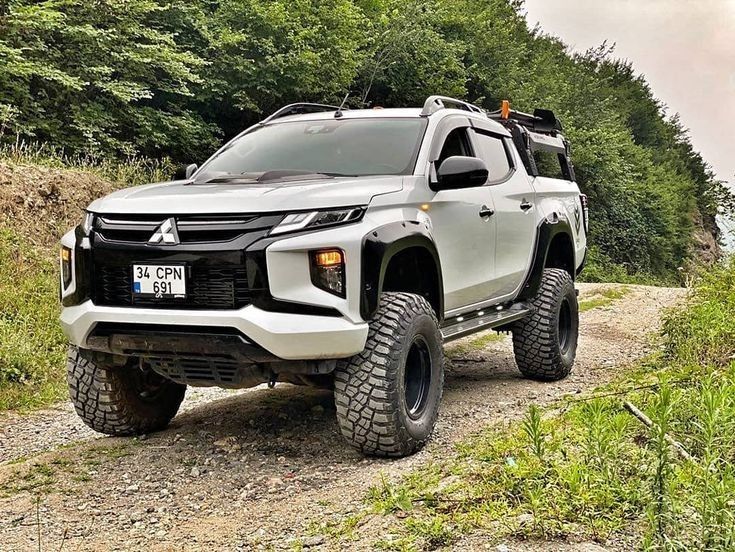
[60,302,369,360]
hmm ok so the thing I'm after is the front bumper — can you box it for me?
[61,301,369,360]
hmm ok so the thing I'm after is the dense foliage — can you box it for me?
[0,0,728,279]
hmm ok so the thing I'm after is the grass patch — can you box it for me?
[327,259,735,550]
[579,286,630,312]
[445,332,505,358]
[0,442,135,497]
[0,139,173,188]
[0,229,67,411]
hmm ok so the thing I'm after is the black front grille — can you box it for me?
[88,213,279,311]
[95,264,251,309]
[94,214,278,244]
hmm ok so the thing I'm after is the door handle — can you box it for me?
[479,206,495,218]
[520,200,533,211]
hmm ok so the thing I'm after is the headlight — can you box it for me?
[310,249,345,297]
[80,211,94,235]
[270,208,364,236]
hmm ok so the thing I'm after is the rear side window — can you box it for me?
[533,150,566,180]
[473,131,512,181]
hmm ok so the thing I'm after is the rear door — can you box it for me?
[470,127,536,298]
[427,117,497,311]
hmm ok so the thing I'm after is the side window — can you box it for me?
[532,150,566,179]
[473,131,512,181]
[437,127,472,168]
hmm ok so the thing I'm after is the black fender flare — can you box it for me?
[361,221,443,321]
[517,217,575,301]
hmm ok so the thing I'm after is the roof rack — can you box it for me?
[420,95,485,117]
[487,101,562,134]
[261,103,342,124]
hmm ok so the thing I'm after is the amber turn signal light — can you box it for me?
[60,246,72,289]
[310,249,345,297]
[314,249,343,267]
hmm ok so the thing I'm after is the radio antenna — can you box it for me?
[334,92,350,118]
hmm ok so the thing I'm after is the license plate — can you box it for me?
[132,264,186,299]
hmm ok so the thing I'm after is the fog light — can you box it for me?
[310,249,345,297]
[60,246,72,289]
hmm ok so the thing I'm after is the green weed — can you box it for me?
[0,140,173,187]
[445,331,505,358]
[579,286,629,312]
[0,229,67,410]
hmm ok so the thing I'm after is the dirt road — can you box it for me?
[0,284,685,551]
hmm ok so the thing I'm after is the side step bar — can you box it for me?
[441,303,532,342]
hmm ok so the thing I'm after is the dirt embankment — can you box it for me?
[0,284,685,551]
[0,161,116,249]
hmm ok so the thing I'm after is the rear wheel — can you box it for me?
[67,346,186,435]
[512,268,579,381]
[333,292,444,457]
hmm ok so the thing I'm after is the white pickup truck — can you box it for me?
[60,96,588,457]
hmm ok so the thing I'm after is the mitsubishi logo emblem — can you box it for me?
[149,218,179,244]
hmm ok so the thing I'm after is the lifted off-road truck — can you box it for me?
[60,96,588,457]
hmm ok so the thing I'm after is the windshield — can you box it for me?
[196,118,427,181]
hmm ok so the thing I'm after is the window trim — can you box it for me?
[427,116,475,163]
[469,128,516,186]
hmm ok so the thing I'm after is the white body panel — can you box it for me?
[61,301,368,360]
[427,186,497,309]
[533,175,587,263]
[87,175,403,214]
[487,149,537,297]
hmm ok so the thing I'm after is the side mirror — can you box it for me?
[432,156,488,191]
[174,163,198,180]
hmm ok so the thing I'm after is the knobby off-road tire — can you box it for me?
[334,292,444,457]
[512,268,579,381]
[67,346,186,436]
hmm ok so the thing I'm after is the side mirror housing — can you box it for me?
[432,156,488,191]
[174,163,198,180]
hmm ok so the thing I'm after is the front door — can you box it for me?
[428,123,497,311]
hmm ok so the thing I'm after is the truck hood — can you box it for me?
[87,175,404,214]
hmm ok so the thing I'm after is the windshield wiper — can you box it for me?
[201,175,259,184]
[199,170,345,185]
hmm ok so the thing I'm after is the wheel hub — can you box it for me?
[558,297,572,354]
[404,336,432,420]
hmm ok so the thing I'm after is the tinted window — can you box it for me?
[197,118,427,180]
[473,132,511,181]
[533,150,565,179]
[437,128,472,167]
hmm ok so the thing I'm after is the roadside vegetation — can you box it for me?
[0,149,167,410]
[0,230,66,410]
[332,258,735,550]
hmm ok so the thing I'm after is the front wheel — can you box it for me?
[512,268,579,381]
[67,346,186,435]
[333,292,444,457]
